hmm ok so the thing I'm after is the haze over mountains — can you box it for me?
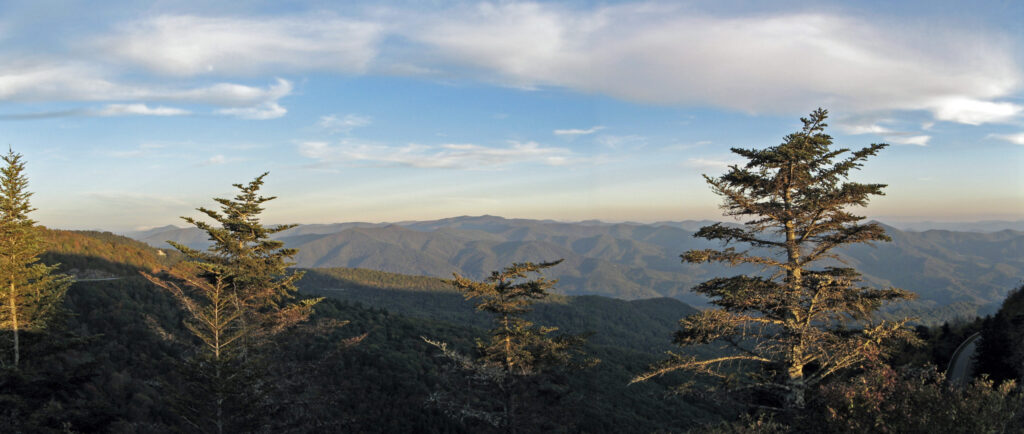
[127,215,1024,322]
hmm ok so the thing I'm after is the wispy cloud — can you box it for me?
[0,62,292,119]
[217,102,286,120]
[109,143,167,159]
[299,140,572,169]
[683,157,744,171]
[96,14,384,76]
[838,116,931,146]
[318,113,372,133]
[0,63,291,106]
[204,154,226,165]
[886,134,931,146]
[991,132,1024,145]
[95,103,189,116]
[554,125,604,136]
[0,103,189,120]
[929,97,1022,125]
[663,140,712,151]
[840,122,893,135]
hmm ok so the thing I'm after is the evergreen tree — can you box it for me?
[425,260,593,433]
[632,109,916,410]
[0,148,71,369]
[144,173,320,433]
[164,173,318,346]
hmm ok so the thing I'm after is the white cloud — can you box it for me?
[885,135,931,146]
[992,132,1024,145]
[554,125,604,136]
[95,103,189,116]
[3,5,1022,126]
[684,157,744,170]
[217,102,287,120]
[0,63,292,119]
[171,78,293,107]
[318,113,372,133]
[841,123,893,135]
[205,155,226,165]
[98,14,383,76]
[401,3,1022,124]
[0,64,290,105]
[929,97,1022,125]
[299,139,572,169]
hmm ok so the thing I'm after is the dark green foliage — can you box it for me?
[425,260,597,433]
[0,327,110,434]
[301,266,723,431]
[637,109,917,411]
[14,223,1020,432]
[810,366,1023,433]
[12,229,722,432]
[976,284,1024,384]
[300,267,699,354]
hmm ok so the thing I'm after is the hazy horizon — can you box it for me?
[58,214,1024,235]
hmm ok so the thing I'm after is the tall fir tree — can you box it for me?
[144,173,320,433]
[425,259,593,433]
[632,109,916,410]
[0,148,71,369]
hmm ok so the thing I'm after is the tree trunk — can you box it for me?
[9,281,18,368]
[215,361,224,434]
[785,359,806,409]
[502,311,516,434]
[504,379,516,434]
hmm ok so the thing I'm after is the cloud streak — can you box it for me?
[0,61,292,119]
[554,125,604,136]
[299,140,572,169]
[319,113,372,133]
[992,132,1024,145]
[684,157,744,170]
[97,14,384,76]
[95,103,189,116]
[886,135,931,146]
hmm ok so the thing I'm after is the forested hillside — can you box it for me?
[5,229,723,432]
[0,219,1015,431]
[132,216,1024,323]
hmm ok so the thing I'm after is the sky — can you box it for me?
[1,0,1022,231]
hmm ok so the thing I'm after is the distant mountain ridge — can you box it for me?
[125,215,1024,321]
[884,220,1024,233]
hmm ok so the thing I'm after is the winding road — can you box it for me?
[947,332,981,386]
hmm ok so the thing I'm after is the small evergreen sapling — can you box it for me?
[425,260,594,433]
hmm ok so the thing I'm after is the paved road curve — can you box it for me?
[947,332,981,386]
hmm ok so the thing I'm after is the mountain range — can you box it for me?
[127,215,1024,322]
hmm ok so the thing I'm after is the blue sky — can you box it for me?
[2,0,1022,230]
